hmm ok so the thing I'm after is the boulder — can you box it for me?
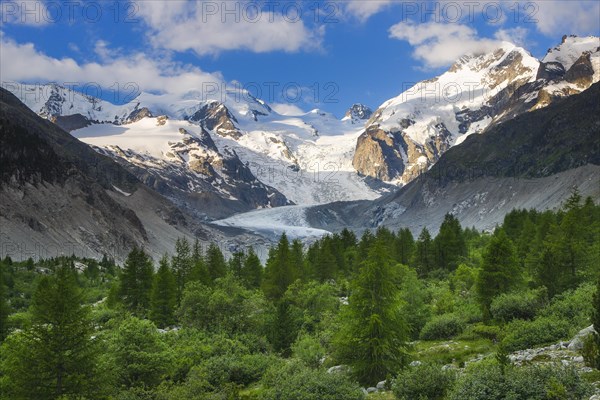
[376,380,386,390]
[568,325,596,350]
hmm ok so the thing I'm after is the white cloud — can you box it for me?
[389,21,500,68]
[137,0,323,55]
[494,27,529,47]
[532,0,600,36]
[0,35,223,95]
[344,0,394,21]
[271,103,306,116]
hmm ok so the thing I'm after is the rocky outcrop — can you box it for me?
[188,101,242,139]
[344,103,373,123]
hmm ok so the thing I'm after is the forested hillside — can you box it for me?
[1,190,599,399]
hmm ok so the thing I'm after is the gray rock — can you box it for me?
[327,365,346,374]
[376,380,386,390]
[366,387,377,393]
[568,325,595,351]
[409,360,422,367]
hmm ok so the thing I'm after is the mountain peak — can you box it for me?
[344,104,373,123]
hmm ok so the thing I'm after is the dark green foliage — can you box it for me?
[448,362,593,400]
[149,255,177,328]
[501,316,571,352]
[395,228,415,265]
[241,248,263,289]
[490,288,547,323]
[263,233,295,300]
[420,313,466,340]
[260,360,366,400]
[1,265,100,399]
[334,240,408,385]
[393,363,456,400]
[413,227,435,276]
[434,213,467,271]
[105,316,169,389]
[590,274,600,369]
[172,237,193,299]
[476,229,521,320]
[0,263,9,341]
[118,247,154,316]
[206,243,227,282]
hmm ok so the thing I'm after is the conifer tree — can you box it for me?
[476,229,521,321]
[172,237,192,299]
[119,247,154,316]
[396,228,415,265]
[0,262,10,342]
[315,240,338,282]
[206,243,227,281]
[434,213,467,271]
[229,250,245,280]
[334,240,408,385]
[413,227,435,276]
[241,248,263,289]
[263,233,294,300]
[290,239,306,279]
[1,265,100,398]
[149,254,177,328]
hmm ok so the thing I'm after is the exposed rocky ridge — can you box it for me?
[353,36,600,185]
[344,103,373,123]
[307,82,600,235]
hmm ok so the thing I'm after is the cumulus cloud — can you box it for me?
[0,35,223,95]
[532,0,600,36]
[389,21,500,68]
[343,0,395,21]
[494,27,529,47]
[271,103,306,116]
[136,0,323,55]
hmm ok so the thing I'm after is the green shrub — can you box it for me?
[501,316,571,352]
[202,353,276,387]
[459,323,502,341]
[291,334,326,369]
[539,283,594,328]
[490,289,546,323]
[260,360,365,400]
[448,362,593,400]
[582,334,600,369]
[420,314,466,340]
[392,363,456,400]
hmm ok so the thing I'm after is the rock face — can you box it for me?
[344,103,373,123]
[188,101,242,139]
[353,36,600,185]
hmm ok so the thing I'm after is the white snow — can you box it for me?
[543,36,600,71]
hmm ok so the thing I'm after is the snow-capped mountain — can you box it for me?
[2,83,382,217]
[353,35,600,184]
[343,104,373,124]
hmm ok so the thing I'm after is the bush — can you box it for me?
[582,334,600,369]
[448,362,593,400]
[260,360,365,400]
[459,323,502,341]
[292,334,326,369]
[392,363,456,400]
[501,316,571,352]
[539,283,594,328]
[202,353,276,387]
[490,289,546,323]
[420,314,466,340]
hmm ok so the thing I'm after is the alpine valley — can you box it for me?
[1,35,599,260]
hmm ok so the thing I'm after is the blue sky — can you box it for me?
[1,1,599,117]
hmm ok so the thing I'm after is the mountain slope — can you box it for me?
[353,36,600,184]
[0,88,256,261]
[306,81,600,234]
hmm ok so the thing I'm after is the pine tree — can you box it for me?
[290,239,306,280]
[334,240,408,385]
[229,251,245,280]
[476,229,521,321]
[119,247,154,316]
[396,228,415,265]
[1,265,100,398]
[434,213,467,271]
[413,227,435,276]
[591,273,600,369]
[206,243,227,281]
[149,255,177,328]
[263,233,294,300]
[241,248,263,289]
[315,240,338,282]
[172,237,192,299]
[0,262,10,342]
